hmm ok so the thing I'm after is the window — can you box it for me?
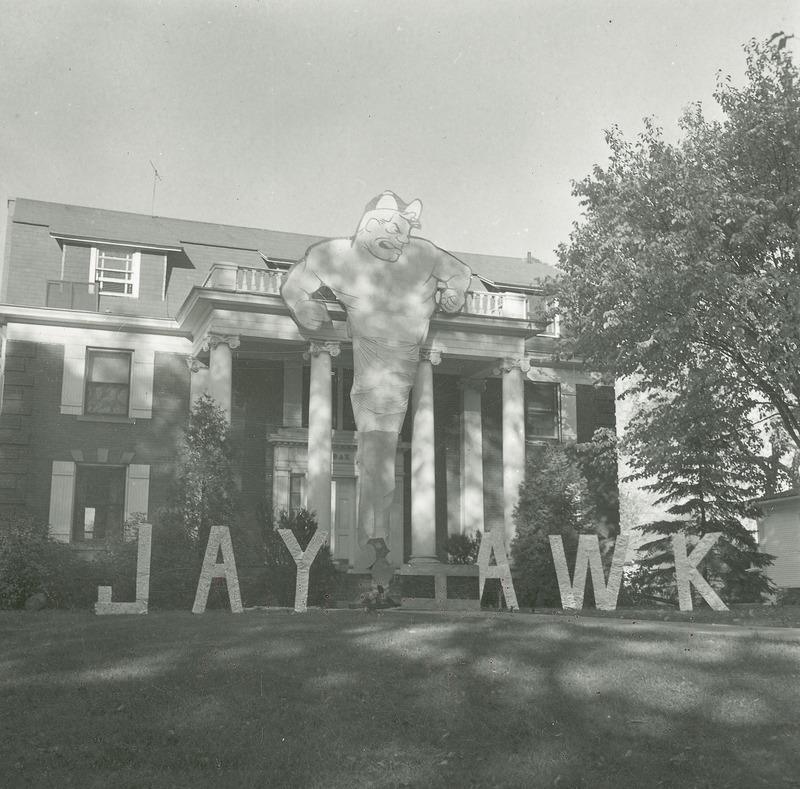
[85,349,132,416]
[48,462,150,543]
[576,385,616,443]
[72,465,127,541]
[90,246,140,297]
[526,382,560,441]
[289,474,304,513]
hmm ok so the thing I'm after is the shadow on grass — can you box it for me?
[1,609,798,788]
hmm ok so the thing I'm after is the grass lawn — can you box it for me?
[2,608,799,788]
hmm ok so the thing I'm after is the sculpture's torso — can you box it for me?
[311,238,442,343]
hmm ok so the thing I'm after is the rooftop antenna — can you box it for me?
[150,160,163,216]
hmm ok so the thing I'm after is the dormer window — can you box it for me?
[90,246,140,297]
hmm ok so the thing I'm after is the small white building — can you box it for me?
[756,492,800,589]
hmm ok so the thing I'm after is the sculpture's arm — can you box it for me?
[431,246,472,313]
[280,252,332,332]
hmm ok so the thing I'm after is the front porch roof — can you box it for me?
[176,263,551,365]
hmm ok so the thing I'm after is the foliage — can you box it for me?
[572,427,620,540]
[171,394,240,556]
[626,369,776,603]
[146,511,205,609]
[443,531,482,564]
[0,510,137,610]
[554,39,800,460]
[256,508,339,607]
[511,432,619,608]
[0,511,50,608]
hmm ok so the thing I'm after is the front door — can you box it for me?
[332,477,357,566]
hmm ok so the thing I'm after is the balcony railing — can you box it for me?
[46,280,99,311]
[202,263,544,323]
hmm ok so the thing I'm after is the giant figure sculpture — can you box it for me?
[281,192,472,572]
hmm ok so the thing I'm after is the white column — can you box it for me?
[459,379,486,536]
[203,334,240,421]
[495,357,530,547]
[410,348,441,563]
[186,357,209,406]
[304,341,339,537]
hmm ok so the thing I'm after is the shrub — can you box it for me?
[147,510,205,609]
[0,512,51,609]
[42,539,137,609]
[0,510,138,610]
[443,531,481,564]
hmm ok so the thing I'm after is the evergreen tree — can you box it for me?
[174,393,239,554]
[627,369,776,603]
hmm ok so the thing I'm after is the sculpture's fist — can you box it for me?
[294,300,331,331]
[439,288,466,313]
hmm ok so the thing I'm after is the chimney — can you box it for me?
[526,251,532,264]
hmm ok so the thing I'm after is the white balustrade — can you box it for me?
[205,264,535,322]
[236,267,284,294]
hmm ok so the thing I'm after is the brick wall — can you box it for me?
[4,222,61,307]
[0,340,35,516]
[0,340,191,525]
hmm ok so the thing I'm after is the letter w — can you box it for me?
[549,534,630,610]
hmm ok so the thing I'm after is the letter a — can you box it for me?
[95,523,153,615]
[476,529,519,610]
[192,524,243,613]
[279,529,329,612]
[549,534,630,610]
[672,531,728,611]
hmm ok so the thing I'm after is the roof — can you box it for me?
[10,198,558,288]
[753,490,800,506]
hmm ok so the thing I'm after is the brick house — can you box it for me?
[0,197,614,567]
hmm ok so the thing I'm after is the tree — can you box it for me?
[626,368,776,603]
[554,38,800,452]
[173,394,239,554]
[512,432,619,608]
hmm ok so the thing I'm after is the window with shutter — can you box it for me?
[525,382,560,441]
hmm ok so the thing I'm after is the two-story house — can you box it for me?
[0,197,615,569]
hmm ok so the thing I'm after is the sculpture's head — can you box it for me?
[354,191,422,262]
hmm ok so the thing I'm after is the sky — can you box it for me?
[1,0,798,268]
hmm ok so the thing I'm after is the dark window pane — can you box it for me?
[72,465,126,541]
[342,367,356,431]
[526,382,560,440]
[85,383,130,415]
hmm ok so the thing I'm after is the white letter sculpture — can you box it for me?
[95,523,152,615]
[477,529,519,611]
[672,531,728,611]
[281,192,472,586]
[192,524,243,614]
[549,534,629,610]
[279,528,329,613]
